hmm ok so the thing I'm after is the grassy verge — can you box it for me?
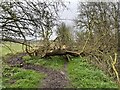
[67,57,118,88]
[23,55,64,71]
[2,62,46,88]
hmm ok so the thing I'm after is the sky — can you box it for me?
[58,0,78,26]
[58,0,119,25]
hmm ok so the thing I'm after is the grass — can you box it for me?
[1,42,119,88]
[23,55,119,88]
[23,55,65,71]
[1,42,46,88]
[67,57,118,88]
[0,42,23,57]
[2,62,46,88]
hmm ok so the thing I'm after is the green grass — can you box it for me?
[2,62,46,88]
[67,57,118,88]
[23,55,119,88]
[1,42,47,88]
[23,55,64,71]
[0,42,23,57]
[1,42,119,88]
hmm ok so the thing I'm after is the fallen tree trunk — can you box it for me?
[66,51,80,57]
[42,49,87,58]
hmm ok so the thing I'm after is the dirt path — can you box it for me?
[5,53,69,88]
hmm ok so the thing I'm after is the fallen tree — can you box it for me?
[43,49,79,57]
[41,49,89,59]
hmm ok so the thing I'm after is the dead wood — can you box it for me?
[42,49,87,58]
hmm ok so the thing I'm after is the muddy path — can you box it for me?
[5,53,70,88]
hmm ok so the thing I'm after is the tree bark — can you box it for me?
[42,49,87,58]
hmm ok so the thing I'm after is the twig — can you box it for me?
[80,32,90,54]
[110,53,120,83]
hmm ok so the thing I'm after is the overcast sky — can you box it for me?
[58,0,78,26]
[58,0,119,25]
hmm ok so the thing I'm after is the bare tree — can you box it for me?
[0,0,65,55]
[76,2,120,83]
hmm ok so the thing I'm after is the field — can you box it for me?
[1,42,119,88]
[1,42,23,57]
